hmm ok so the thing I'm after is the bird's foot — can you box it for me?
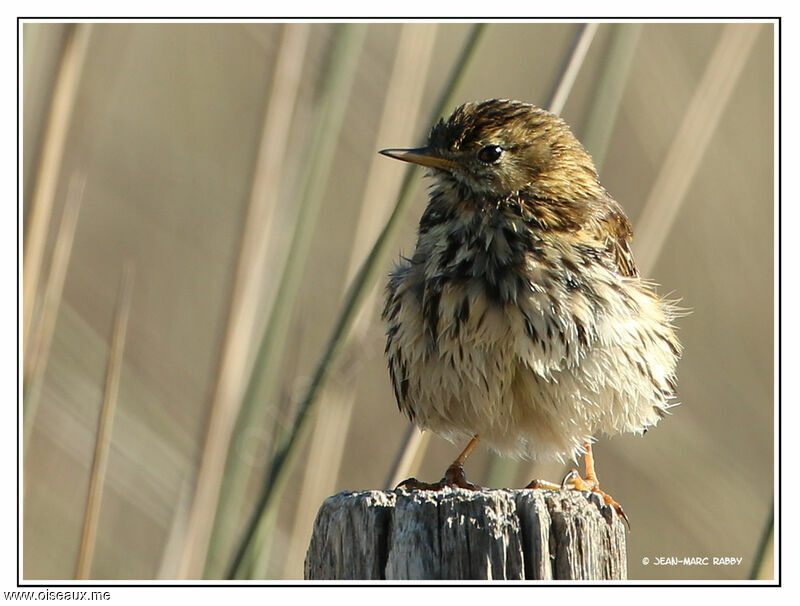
[396,463,482,491]
[561,469,630,529]
[525,469,630,530]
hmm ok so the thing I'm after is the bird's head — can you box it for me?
[380,99,602,203]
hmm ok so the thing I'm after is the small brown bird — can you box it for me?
[380,99,682,524]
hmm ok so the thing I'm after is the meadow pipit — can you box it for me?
[381,99,682,525]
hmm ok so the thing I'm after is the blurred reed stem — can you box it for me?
[176,22,312,580]
[226,23,487,579]
[581,23,642,170]
[548,22,599,116]
[634,23,762,273]
[75,262,135,579]
[385,425,429,489]
[157,476,193,579]
[23,24,90,359]
[749,499,774,580]
[23,174,84,455]
[281,23,439,579]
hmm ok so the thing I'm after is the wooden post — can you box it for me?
[305,488,627,580]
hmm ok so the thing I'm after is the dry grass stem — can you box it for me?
[23,25,91,353]
[23,174,84,453]
[75,262,135,579]
[176,23,311,580]
[156,476,193,580]
[385,427,430,489]
[548,23,599,116]
[581,24,643,170]
[750,503,774,580]
[634,24,762,274]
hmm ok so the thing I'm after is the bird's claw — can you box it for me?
[593,489,631,530]
[396,463,482,491]
[526,469,630,530]
[442,463,482,490]
[561,468,581,489]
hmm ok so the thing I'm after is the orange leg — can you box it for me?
[397,435,483,491]
[526,441,630,529]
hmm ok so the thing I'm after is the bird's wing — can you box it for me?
[593,195,640,279]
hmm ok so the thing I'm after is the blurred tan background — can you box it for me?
[22,21,774,581]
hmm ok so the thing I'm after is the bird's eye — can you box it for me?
[477,145,503,164]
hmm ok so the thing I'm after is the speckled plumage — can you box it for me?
[382,99,681,462]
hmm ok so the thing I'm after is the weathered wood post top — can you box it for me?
[305,487,627,580]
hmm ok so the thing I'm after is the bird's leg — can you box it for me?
[564,440,600,490]
[526,441,630,529]
[563,442,630,529]
[397,435,483,491]
[442,435,481,489]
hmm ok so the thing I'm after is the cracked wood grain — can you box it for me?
[305,488,626,580]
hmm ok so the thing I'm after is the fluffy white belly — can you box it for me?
[387,276,678,461]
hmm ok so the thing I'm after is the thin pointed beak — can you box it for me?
[379,146,457,171]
